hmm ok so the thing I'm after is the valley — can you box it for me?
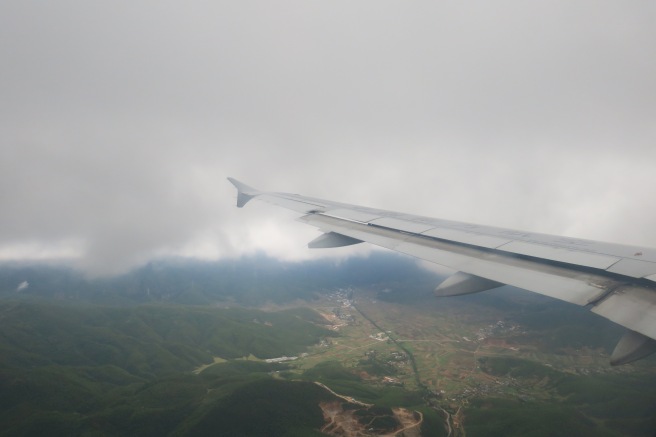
[1,255,655,436]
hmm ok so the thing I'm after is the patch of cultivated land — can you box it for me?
[286,287,656,435]
[340,290,635,391]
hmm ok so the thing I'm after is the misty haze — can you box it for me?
[1,1,655,436]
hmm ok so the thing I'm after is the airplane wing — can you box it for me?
[228,178,656,365]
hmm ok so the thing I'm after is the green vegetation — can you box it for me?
[466,391,656,437]
[466,357,656,437]
[1,256,655,436]
[0,297,435,436]
[186,379,334,437]
[0,301,338,436]
[0,302,335,370]
[301,361,425,408]
[478,356,561,380]
[466,398,618,437]
[0,363,335,437]
[555,373,656,436]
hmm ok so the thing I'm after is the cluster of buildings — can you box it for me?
[324,287,354,304]
[363,349,409,373]
[324,288,357,328]
[369,331,389,341]
[264,356,299,363]
[445,374,529,403]
[474,320,521,342]
[333,308,355,324]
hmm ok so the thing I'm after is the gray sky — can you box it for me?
[1,1,655,276]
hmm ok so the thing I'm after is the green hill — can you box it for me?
[0,301,338,436]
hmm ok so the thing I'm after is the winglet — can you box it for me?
[227,177,261,208]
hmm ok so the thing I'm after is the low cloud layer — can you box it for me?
[1,2,655,276]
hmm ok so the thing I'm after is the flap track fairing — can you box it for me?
[435,271,504,297]
[308,232,363,248]
[610,330,656,366]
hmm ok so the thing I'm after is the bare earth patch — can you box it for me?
[319,401,423,437]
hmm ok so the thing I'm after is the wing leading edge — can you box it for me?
[228,178,656,365]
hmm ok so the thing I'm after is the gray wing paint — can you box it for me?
[228,178,656,365]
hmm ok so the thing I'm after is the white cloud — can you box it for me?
[1,1,654,275]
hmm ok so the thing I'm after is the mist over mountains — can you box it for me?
[0,252,443,306]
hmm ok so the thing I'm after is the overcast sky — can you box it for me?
[1,1,655,276]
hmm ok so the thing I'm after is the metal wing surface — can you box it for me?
[228,178,656,365]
